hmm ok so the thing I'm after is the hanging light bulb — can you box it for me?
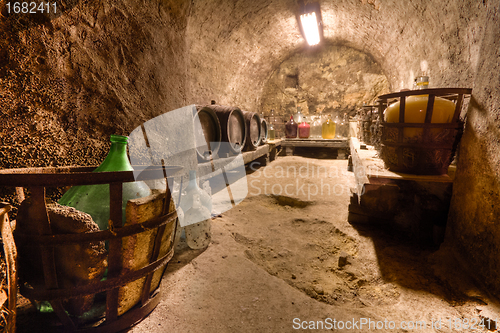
[300,11,320,46]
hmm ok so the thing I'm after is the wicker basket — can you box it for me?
[0,165,181,332]
[377,88,472,175]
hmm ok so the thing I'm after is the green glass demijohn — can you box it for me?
[58,134,151,230]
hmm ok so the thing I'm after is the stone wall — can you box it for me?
[260,43,389,118]
[185,0,499,299]
[0,0,191,169]
[445,2,500,297]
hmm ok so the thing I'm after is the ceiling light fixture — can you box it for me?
[300,12,320,46]
[298,2,323,47]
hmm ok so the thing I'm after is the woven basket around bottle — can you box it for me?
[0,165,181,332]
[377,88,472,175]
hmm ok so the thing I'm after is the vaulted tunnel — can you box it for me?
[1,0,500,331]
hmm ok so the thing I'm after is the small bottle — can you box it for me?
[322,115,336,139]
[179,170,212,226]
[298,117,310,138]
[294,107,304,124]
[415,75,429,89]
[268,123,276,141]
[285,115,298,138]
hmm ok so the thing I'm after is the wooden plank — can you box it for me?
[119,190,175,316]
[281,138,349,148]
[242,144,270,164]
[349,138,369,188]
[198,143,275,181]
[0,203,17,333]
[348,136,456,245]
[266,138,282,147]
[349,120,358,138]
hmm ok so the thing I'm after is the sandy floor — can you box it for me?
[16,156,500,332]
[128,156,500,332]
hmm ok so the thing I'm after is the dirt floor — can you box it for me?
[16,155,500,332]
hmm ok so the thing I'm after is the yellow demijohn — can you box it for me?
[384,95,456,138]
[322,115,336,139]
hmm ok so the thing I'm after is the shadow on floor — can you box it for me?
[349,221,489,306]
[290,147,340,159]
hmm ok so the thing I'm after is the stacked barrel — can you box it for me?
[196,104,272,161]
[241,110,262,151]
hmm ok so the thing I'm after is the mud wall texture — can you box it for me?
[0,0,191,169]
[445,3,500,297]
[260,44,389,118]
[0,0,499,297]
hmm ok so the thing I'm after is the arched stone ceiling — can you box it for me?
[187,0,486,112]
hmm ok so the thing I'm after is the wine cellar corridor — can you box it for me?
[1,0,500,332]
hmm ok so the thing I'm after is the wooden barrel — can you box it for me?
[260,118,269,144]
[242,111,262,151]
[194,106,222,162]
[200,105,246,157]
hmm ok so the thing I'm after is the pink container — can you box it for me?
[298,121,310,138]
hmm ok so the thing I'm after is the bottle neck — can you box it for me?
[94,135,133,172]
[187,170,199,190]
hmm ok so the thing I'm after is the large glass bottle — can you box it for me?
[285,115,298,138]
[322,115,336,139]
[179,170,212,250]
[310,116,322,138]
[334,114,341,138]
[184,194,211,250]
[384,95,455,139]
[58,135,151,230]
[340,113,349,138]
[298,117,310,138]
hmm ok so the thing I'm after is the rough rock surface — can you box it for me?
[446,2,500,297]
[0,0,191,171]
[261,44,389,117]
[16,201,107,316]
